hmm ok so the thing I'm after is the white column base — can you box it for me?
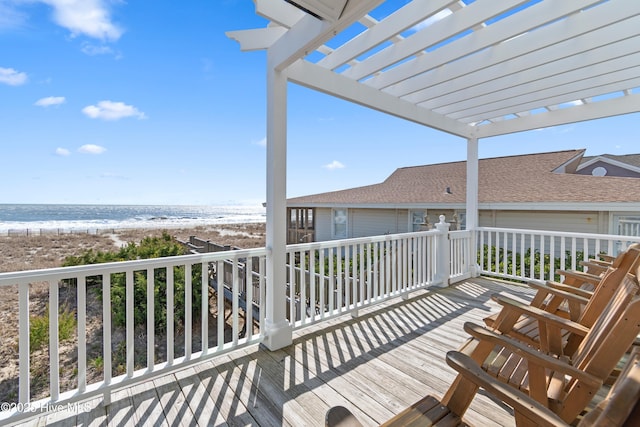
[263,318,292,351]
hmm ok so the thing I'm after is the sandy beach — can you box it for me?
[0,223,265,405]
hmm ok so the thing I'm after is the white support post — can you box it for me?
[466,137,480,277]
[263,55,293,351]
[434,215,451,287]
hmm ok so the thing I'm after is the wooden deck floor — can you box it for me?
[24,277,536,427]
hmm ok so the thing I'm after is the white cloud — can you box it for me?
[35,96,66,107]
[323,160,345,170]
[39,0,123,41]
[55,147,71,156]
[78,144,106,154]
[82,100,146,121]
[255,137,267,147]
[0,67,28,86]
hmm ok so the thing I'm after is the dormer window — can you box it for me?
[592,166,608,176]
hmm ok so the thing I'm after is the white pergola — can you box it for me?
[228,0,640,350]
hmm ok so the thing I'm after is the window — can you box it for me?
[332,208,347,238]
[410,210,426,232]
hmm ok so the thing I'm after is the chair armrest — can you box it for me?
[556,269,602,285]
[526,281,592,304]
[579,261,608,275]
[446,351,568,427]
[463,322,601,389]
[491,295,590,336]
[598,254,615,263]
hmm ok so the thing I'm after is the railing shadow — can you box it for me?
[37,278,531,426]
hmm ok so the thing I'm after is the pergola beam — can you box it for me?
[287,60,473,138]
[268,0,385,72]
[475,92,640,138]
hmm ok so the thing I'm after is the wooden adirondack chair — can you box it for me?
[484,246,640,356]
[558,242,640,288]
[325,346,640,427]
[485,245,640,328]
[442,272,640,424]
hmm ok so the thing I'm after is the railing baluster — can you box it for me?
[185,263,192,360]
[502,232,508,277]
[201,262,208,354]
[216,260,224,351]
[360,243,366,304]
[78,275,87,392]
[259,256,266,333]
[319,248,325,319]
[49,279,59,401]
[310,248,316,322]
[344,245,350,310]
[18,282,29,404]
[288,252,294,323]
[103,273,112,389]
[539,235,545,281]
[232,258,239,346]
[167,267,174,365]
[328,247,334,315]
[300,251,307,323]
[246,256,253,340]
[337,245,343,313]
[147,268,154,370]
[373,242,379,300]
[126,270,134,376]
[549,236,555,280]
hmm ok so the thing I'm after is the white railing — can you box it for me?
[285,230,444,329]
[619,218,640,237]
[449,230,473,283]
[0,248,267,425]
[0,224,470,424]
[476,227,640,282]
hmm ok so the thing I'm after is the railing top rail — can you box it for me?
[450,230,472,237]
[476,226,640,242]
[0,246,268,286]
[286,229,440,252]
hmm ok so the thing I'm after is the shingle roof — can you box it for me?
[288,149,640,206]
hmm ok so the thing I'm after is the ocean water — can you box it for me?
[0,204,266,233]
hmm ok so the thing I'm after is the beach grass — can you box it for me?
[0,223,265,404]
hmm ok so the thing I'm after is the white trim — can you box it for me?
[288,202,640,212]
[577,156,640,175]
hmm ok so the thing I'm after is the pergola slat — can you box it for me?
[316,0,457,71]
[342,0,530,82]
[437,47,640,117]
[369,0,604,94]
[401,1,640,106]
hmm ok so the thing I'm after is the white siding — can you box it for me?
[351,208,408,237]
[314,208,333,242]
[479,210,602,234]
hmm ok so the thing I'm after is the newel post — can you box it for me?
[434,215,451,287]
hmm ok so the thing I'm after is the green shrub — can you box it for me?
[30,305,77,352]
[62,231,202,334]
[479,244,587,281]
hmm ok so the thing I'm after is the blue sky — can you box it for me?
[1,1,638,206]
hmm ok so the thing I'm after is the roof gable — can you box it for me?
[577,155,640,177]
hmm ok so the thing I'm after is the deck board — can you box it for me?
[25,277,538,427]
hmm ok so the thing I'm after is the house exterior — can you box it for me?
[286,149,640,243]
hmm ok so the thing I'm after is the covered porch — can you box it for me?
[2,0,640,425]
